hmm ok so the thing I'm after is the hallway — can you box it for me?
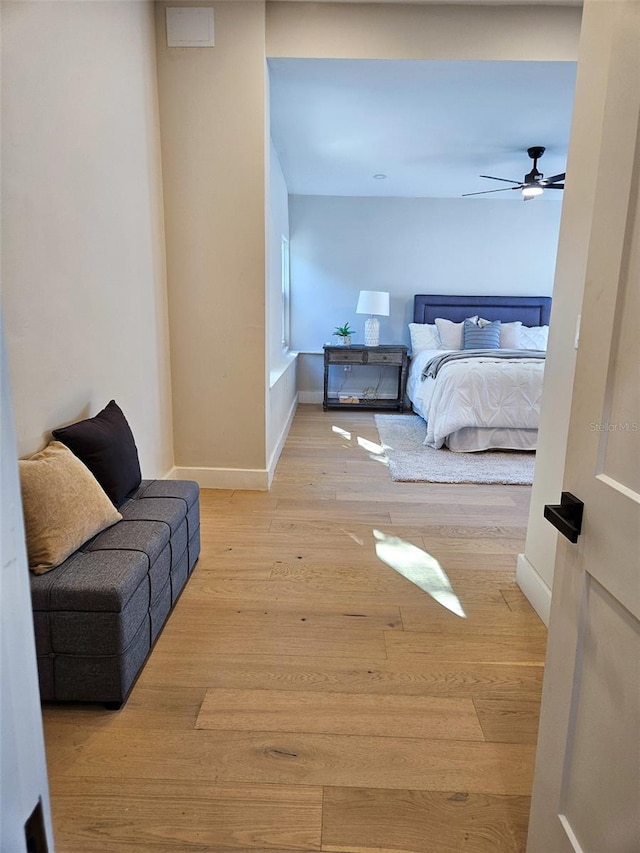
[42,405,546,852]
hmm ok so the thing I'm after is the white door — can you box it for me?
[527,2,640,852]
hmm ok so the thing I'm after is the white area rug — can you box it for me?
[374,414,535,485]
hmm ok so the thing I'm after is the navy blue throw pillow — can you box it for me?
[463,319,501,350]
[52,400,142,507]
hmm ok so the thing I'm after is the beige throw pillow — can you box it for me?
[435,316,479,350]
[19,441,122,574]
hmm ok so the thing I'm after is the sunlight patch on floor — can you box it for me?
[331,425,352,440]
[341,528,365,546]
[330,425,389,465]
[373,529,466,618]
[367,453,390,466]
[356,436,385,455]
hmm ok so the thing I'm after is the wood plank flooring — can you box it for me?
[41,405,546,853]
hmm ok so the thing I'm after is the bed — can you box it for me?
[407,294,552,452]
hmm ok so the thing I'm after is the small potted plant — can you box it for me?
[333,322,353,346]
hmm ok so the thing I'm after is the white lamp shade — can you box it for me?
[356,290,390,317]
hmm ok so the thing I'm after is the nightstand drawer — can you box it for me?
[328,349,365,364]
[366,351,405,365]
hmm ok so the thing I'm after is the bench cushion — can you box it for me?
[31,479,200,705]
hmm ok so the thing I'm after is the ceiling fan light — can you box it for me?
[522,185,544,199]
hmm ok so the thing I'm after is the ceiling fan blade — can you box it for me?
[462,186,520,196]
[542,173,566,184]
[479,175,521,185]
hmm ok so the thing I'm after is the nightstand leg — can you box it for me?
[323,358,329,410]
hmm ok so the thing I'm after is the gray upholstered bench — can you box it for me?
[30,479,200,709]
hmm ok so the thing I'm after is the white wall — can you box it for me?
[291,195,562,397]
[266,137,297,478]
[2,0,174,478]
[267,360,298,483]
[291,195,562,350]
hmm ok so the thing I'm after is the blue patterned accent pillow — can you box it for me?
[463,318,501,350]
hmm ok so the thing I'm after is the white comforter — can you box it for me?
[407,349,545,449]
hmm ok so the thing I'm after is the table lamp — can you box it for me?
[356,290,390,347]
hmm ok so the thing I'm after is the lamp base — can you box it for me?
[364,317,380,346]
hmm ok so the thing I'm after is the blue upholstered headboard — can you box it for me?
[413,294,552,327]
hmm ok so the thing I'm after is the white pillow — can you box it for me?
[408,323,440,353]
[479,318,522,349]
[435,316,478,350]
[521,325,549,350]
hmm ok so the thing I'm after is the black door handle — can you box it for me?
[544,492,584,543]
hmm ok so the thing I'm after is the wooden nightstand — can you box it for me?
[323,344,408,411]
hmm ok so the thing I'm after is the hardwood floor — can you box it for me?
[41,405,546,853]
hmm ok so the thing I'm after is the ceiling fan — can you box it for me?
[463,146,565,201]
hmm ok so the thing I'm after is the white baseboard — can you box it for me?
[267,394,298,487]
[298,391,324,404]
[516,553,551,627]
[167,465,268,491]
